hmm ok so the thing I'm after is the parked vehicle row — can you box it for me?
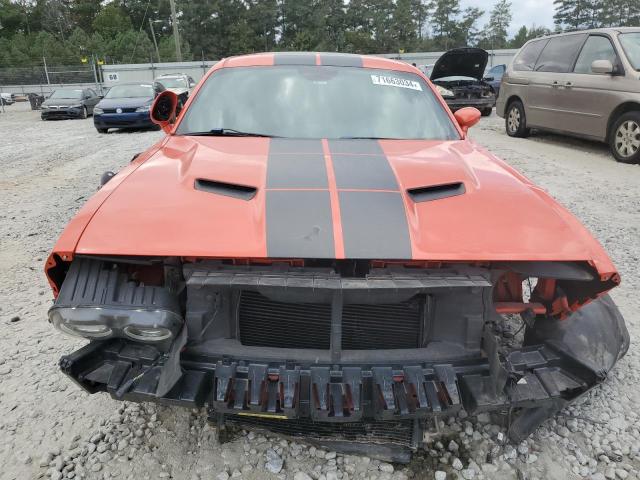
[38,73,196,134]
[497,27,640,163]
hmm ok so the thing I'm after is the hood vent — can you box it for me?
[194,178,257,200]
[407,182,465,203]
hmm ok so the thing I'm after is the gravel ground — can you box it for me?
[0,102,638,480]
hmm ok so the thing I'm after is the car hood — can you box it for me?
[64,137,615,276]
[164,87,189,95]
[431,48,489,81]
[96,97,153,109]
[42,98,83,107]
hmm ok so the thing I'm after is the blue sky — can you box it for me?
[461,0,555,36]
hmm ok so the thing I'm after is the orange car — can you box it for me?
[46,53,628,454]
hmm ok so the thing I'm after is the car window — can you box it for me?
[158,77,187,88]
[50,89,83,99]
[88,89,97,97]
[574,36,618,74]
[535,34,586,72]
[177,66,459,140]
[489,65,505,76]
[513,40,548,71]
[619,32,640,70]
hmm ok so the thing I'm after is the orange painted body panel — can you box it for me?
[48,53,618,285]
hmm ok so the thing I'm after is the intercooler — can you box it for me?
[238,290,423,350]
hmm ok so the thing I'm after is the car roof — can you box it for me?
[525,26,640,44]
[219,52,416,73]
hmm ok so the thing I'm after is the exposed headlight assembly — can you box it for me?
[49,258,183,349]
[435,85,455,98]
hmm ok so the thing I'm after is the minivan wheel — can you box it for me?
[610,112,640,163]
[506,100,530,138]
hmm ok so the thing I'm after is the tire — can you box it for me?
[481,107,493,117]
[610,112,640,164]
[96,128,108,134]
[505,100,530,138]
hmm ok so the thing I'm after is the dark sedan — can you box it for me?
[41,88,100,120]
[93,83,164,133]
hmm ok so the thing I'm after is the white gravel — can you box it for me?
[0,102,638,480]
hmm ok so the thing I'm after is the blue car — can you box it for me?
[484,64,506,98]
[93,83,164,133]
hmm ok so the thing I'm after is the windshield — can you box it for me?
[50,89,83,99]
[105,84,154,99]
[619,32,640,70]
[177,66,458,140]
[158,77,187,88]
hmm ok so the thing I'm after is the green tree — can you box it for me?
[430,0,461,50]
[508,25,551,48]
[92,4,133,38]
[478,0,512,50]
[553,0,599,30]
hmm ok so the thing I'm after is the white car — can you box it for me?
[154,73,196,104]
[1,92,15,106]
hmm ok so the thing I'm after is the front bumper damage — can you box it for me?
[59,295,628,455]
[50,258,628,459]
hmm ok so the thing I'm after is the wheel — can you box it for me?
[481,107,493,117]
[96,128,108,134]
[505,100,530,138]
[80,106,87,119]
[610,112,640,163]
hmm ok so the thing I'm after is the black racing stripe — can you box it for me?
[273,52,317,65]
[328,139,384,155]
[331,154,398,190]
[267,153,328,189]
[339,191,411,259]
[320,53,363,67]
[269,138,323,154]
[266,191,335,258]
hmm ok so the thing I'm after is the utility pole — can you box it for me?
[168,0,182,62]
[43,56,50,85]
[149,18,161,63]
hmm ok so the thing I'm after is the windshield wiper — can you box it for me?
[185,128,278,137]
[339,136,400,140]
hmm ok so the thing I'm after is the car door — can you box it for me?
[554,34,624,140]
[526,34,587,131]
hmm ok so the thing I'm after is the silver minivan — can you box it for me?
[496,28,640,163]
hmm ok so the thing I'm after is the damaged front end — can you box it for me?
[48,256,629,459]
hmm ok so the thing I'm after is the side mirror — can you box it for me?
[454,107,481,136]
[151,91,179,133]
[591,59,614,74]
[483,76,495,82]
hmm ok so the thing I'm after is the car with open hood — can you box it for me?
[431,47,496,116]
[93,82,164,133]
[40,87,100,120]
[46,52,628,458]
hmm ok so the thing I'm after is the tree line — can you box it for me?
[0,0,638,68]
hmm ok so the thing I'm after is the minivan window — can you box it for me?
[513,40,548,71]
[574,36,618,74]
[619,33,640,70]
[535,34,587,72]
